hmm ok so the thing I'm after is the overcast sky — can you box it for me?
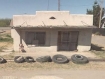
[0,0,104,18]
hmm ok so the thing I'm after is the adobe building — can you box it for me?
[11,11,94,52]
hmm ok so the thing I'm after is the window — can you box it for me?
[26,32,46,46]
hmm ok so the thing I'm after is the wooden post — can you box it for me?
[58,0,60,11]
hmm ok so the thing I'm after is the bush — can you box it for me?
[6,34,11,38]
[95,32,101,35]
[0,37,13,42]
[0,19,11,27]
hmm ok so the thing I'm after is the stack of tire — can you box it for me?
[25,56,35,63]
[14,54,89,64]
[0,57,7,64]
[14,56,52,63]
[35,54,70,64]
[36,56,52,63]
[14,56,35,63]
[71,54,89,64]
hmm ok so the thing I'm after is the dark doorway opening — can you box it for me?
[57,31,79,51]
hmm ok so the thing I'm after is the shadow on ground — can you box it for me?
[91,44,105,51]
[92,28,105,36]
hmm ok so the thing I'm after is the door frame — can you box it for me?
[57,31,79,51]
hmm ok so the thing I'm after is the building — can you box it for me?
[11,11,94,52]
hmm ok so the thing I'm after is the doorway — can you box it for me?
[57,31,79,51]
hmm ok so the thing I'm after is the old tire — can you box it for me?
[25,56,35,63]
[14,56,25,63]
[52,54,69,64]
[0,57,7,64]
[36,56,52,63]
[71,54,89,64]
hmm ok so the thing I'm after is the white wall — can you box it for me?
[11,29,21,51]
[77,29,92,51]
[13,11,93,27]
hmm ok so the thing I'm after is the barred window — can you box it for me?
[26,32,46,46]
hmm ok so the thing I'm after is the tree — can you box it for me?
[87,9,93,14]
[93,1,100,27]
[0,19,11,27]
[87,1,105,27]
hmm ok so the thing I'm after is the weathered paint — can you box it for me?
[11,11,93,52]
[13,11,93,27]
[11,28,92,52]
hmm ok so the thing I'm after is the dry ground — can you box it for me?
[0,61,105,70]
[0,30,105,70]
[1,70,105,79]
[92,34,105,48]
[0,62,105,79]
[0,42,13,49]
[0,31,105,79]
[0,60,105,79]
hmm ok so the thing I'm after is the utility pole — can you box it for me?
[47,0,49,10]
[99,0,104,28]
[58,0,60,11]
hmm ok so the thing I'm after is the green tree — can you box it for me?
[87,1,105,27]
[87,9,93,14]
[93,1,100,27]
[0,18,11,27]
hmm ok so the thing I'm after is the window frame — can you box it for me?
[25,32,46,46]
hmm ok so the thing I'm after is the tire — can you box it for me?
[25,56,35,63]
[71,54,89,64]
[36,56,52,63]
[52,54,69,64]
[0,57,7,64]
[14,56,25,63]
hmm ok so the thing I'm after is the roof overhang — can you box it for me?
[11,25,96,29]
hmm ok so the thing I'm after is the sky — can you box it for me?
[0,0,104,18]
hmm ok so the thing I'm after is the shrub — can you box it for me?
[0,37,13,42]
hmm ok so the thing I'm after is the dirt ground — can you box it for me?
[92,35,105,48]
[0,61,105,79]
[0,42,12,49]
[0,30,105,79]
[0,68,105,79]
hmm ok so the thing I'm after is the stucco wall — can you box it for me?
[11,28,92,52]
[77,29,92,51]
[13,11,93,27]
[11,29,21,51]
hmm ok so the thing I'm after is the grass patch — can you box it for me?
[94,32,102,36]
[91,50,105,59]
[91,44,105,59]
[0,42,13,52]
[0,33,13,42]
[0,46,4,52]
[0,32,13,51]
[2,52,15,60]
[6,34,11,37]
[0,45,8,52]
[0,37,13,42]
[0,61,105,70]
